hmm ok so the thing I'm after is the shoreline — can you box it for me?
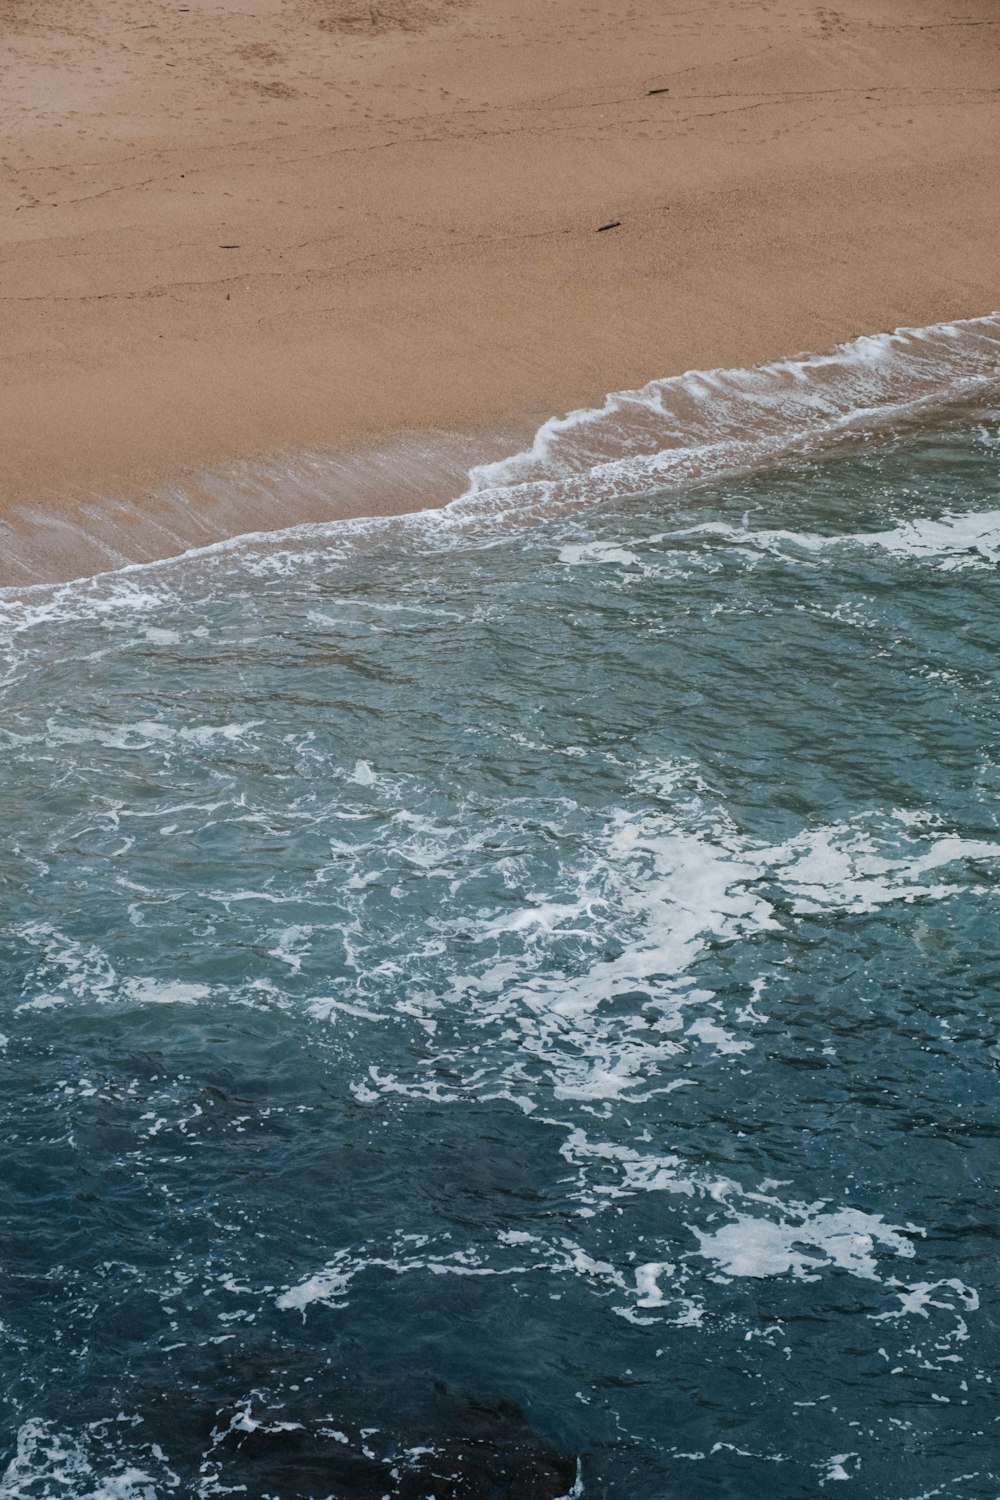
[2,0,999,584]
[3,314,998,595]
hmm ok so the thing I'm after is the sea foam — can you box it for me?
[1,313,998,601]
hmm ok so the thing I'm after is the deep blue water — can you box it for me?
[1,398,999,1498]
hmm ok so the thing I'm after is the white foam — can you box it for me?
[554,1129,981,1329]
[267,924,313,973]
[558,542,644,569]
[685,1017,752,1056]
[692,1206,915,1282]
[819,1453,857,1485]
[276,1251,355,1311]
[34,719,260,752]
[284,750,1000,1124]
[0,1421,175,1500]
[13,923,119,1011]
[464,314,1000,509]
[221,1405,304,1438]
[634,1261,676,1307]
[663,506,1000,572]
[862,507,1000,569]
[126,979,212,1007]
[1,314,998,612]
[274,1130,958,1332]
[871,1278,979,1324]
[776,828,1000,916]
[276,1243,526,1314]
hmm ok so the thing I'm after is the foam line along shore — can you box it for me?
[0,314,998,592]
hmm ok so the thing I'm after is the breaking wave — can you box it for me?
[2,314,999,590]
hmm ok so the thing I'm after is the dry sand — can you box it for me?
[1,0,998,582]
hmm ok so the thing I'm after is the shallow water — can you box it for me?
[1,398,999,1497]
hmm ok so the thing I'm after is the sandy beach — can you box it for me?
[1,0,998,582]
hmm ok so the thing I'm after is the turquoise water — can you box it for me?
[2,374,1000,1496]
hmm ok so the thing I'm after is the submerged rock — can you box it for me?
[132,1353,579,1499]
[208,1379,578,1498]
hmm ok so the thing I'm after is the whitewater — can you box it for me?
[1,319,999,1498]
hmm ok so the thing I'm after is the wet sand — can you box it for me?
[1,0,998,582]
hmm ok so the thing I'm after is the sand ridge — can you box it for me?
[1,0,998,581]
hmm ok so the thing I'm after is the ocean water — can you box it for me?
[2,326,1000,1498]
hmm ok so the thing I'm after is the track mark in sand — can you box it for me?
[877,17,1000,29]
[246,80,299,100]
[234,43,287,65]
[816,7,848,40]
[295,0,466,37]
[61,176,159,206]
[0,269,291,304]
